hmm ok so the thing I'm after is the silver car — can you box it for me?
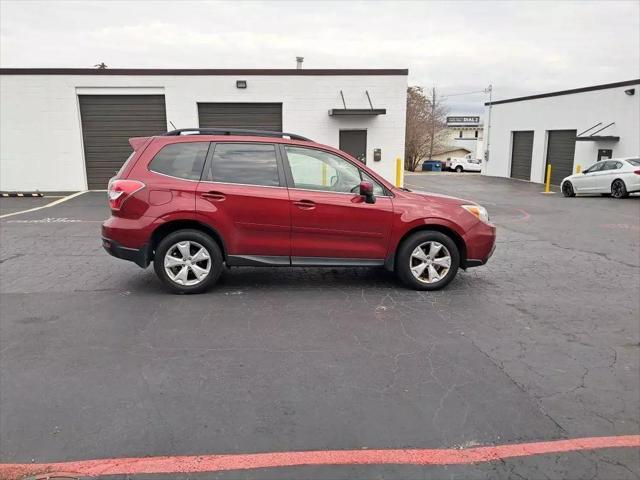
[561,157,640,198]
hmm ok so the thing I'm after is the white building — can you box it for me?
[483,79,640,185]
[0,68,408,192]
[442,115,483,160]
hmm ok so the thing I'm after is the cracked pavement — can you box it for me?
[0,174,638,479]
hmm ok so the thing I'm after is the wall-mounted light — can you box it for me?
[236,80,247,89]
[624,88,635,96]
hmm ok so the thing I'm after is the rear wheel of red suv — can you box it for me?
[153,229,223,294]
[396,231,460,290]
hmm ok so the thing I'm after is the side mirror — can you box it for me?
[359,181,376,204]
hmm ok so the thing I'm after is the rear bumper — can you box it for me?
[102,237,151,268]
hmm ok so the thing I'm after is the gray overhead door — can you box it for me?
[79,95,167,189]
[546,130,577,186]
[198,103,282,131]
[510,131,534,180]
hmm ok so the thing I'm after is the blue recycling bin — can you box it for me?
[422,160,442,172]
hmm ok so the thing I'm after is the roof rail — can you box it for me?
[163,128,312,142]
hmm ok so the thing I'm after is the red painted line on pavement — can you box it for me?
[497,207,531,224]
[1,435,638,479]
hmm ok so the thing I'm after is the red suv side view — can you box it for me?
[102,128,496,293]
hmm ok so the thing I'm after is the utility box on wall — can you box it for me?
[373,148,381,162]
[597,149,613,161]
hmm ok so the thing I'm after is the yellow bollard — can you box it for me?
[542,164,554,194]
[395,157,403,187]
[322,162,327,186]
[576,164,581,174]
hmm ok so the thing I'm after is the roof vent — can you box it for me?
[296,57,304,70]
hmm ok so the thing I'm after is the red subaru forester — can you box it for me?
[102,129,496,293]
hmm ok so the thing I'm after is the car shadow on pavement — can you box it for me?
[115,265,483,296]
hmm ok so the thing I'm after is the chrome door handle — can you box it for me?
[293,199,316,210]
[201,191,226,201]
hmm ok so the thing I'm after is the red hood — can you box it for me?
[397,188,474,206]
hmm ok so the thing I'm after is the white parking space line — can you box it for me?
[0,191,90,219]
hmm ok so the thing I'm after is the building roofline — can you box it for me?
[485,79,640,106]
[0,68,409,76]
[434,147,472,155]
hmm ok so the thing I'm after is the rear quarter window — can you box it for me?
[148,142,209,180]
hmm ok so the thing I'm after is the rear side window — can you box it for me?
[149,142,209,180]
[205,143,280,187]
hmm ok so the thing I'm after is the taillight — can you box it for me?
[634,169,640,175]
[107,179,145,211]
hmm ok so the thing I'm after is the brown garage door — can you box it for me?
[546,130,577,185]
[79,95,167,189]
[510,131,534,181]
[198,103,282,131]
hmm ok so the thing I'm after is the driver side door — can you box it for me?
[573,161,605,192]
[282,145,393,262]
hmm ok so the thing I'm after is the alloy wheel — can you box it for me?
[164,241,211,286]
[612,180,625,198]
[410,241,452,284]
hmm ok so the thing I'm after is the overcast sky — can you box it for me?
[1,0,638,114]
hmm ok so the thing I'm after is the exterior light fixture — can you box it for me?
[236,80,247,89]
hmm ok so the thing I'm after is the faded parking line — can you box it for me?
[4,217,102,224]
[0,191,89,219]
[1,435,638,479]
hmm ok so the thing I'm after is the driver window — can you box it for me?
[585,162,605,174]
[285,146,383,195]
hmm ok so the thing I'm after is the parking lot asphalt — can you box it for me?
[0,174,638,479]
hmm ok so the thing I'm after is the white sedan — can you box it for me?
[561,157,640,198]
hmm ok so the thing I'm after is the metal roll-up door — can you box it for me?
[510,131,534,180]
[79,95,167,189]
[546,130,577,185]
[198,103,283,131]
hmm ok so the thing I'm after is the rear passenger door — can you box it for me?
[595,161,622,193]
[196,143,291,261]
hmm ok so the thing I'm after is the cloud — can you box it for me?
[1,0,638,115]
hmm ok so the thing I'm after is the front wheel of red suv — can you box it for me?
[396,231,460,290]
[153,229,223,294]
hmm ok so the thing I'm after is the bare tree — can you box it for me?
[404,86,448,171]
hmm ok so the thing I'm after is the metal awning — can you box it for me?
[575,135,620,142]
[575,122,619,142]
[329,90,386,116]
[329,108,386,116]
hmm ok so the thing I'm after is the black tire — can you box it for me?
[153,229,223,294]
[611,179,628,199]
[396,230,460,291]
[455,166,463,173]
[561,181,575,197]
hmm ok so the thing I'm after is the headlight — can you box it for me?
[461,204,490,223]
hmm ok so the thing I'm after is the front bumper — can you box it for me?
[464,240,496,268]
[102,237,151,268]
[462,220,496,268]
